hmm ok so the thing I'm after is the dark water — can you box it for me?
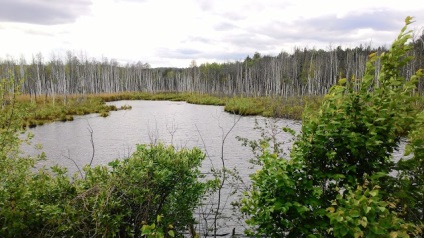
[22,100,301,237]
[21,100,407,237]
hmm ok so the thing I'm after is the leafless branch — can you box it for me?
[63,150,83,179]
[87,122,95,168]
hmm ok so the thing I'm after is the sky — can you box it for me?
[0,0,423,68]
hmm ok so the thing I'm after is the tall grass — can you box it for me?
[225,96,322,120]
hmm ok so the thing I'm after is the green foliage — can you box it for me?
[0,77,26,158]
[242,17,424,237]
[141,215,175,238]
[394,109,424,227]
[327,178,421,237]
[0,77,53,237]
[241,151,323,237]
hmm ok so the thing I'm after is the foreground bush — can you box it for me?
[242,17,423,237]
[0,143,206,237]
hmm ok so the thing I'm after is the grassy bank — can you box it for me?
[17,92,424,129]
[224,95,322,119]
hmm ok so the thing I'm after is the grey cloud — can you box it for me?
[156,48,203,59]
[208,1,294,22]
[218,52,251,61]
[0,0,92,25]
[205,9,417,60]
[214,22,238,31]
[298,10,404,32]
[156,47,249,62]
[186,32,277,56]
[229,33,279,51]
[252,10,413,46]
[197,0,214,12]
[195,1,251,22]
[184,36,213,44]
[113,0,148,3]
[23,28,55,37]
[177,48,202,56]
[219,11,248,21]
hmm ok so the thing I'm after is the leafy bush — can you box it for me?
[1,143,206,237]
[327,178,420,237]
[242,17,423,237]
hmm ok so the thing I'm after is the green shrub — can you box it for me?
[242,16,423,237]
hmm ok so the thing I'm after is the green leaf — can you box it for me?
[156,215,162,223]
[359,217,368,228]
[378,206,386,212]
[369,190,378,197]
[326,207,335,213]
[364,206,371,214]
[349,209,360,218]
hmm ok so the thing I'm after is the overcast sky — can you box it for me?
[0,0,423,68]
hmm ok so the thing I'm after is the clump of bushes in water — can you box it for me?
[241,17,424,237]
[1,92,207,237]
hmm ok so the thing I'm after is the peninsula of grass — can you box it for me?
[18,95,129,128]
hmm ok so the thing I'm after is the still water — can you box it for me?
[22,100,302,236]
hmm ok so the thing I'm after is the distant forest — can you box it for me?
[1,32,424,98]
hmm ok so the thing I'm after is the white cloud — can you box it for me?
[0,0,423,67]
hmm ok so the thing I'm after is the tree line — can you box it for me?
[1,31,423,100]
